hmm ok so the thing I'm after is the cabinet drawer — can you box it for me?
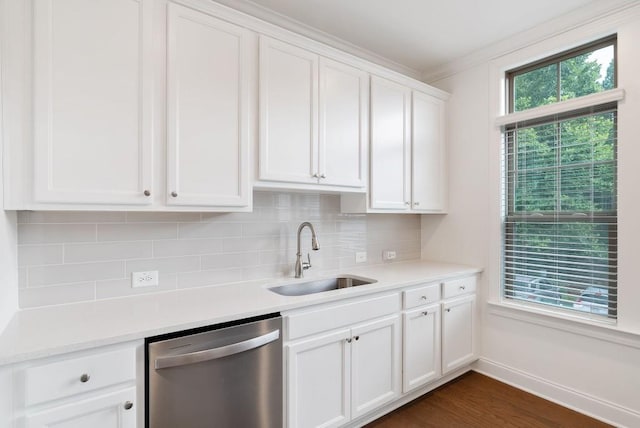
[286,293,401,340]
[442,276,476,300]
[403,283,440,309]
[23,346,136,407]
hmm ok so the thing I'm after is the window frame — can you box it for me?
[501,37,619,319]
[506,35,617,113]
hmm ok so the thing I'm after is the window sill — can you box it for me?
[487,300,640,349]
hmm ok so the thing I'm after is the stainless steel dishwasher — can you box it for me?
[146,313,282,428]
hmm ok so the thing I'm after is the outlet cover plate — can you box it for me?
[355,252,367,263]
[131,271,159,288]
[383,250,397,261]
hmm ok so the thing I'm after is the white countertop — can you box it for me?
[0,260,481,365]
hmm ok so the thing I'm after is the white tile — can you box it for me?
[177,269,243,289]
[178,222,242,239]
[96,275,177,299]
[17,211,125,224]
[126,212,201,223]
[243,264,290,281]
[126,256,200,276]
[18,224,96,244]
[222,237,281,253]
[19,283,95,308]
[65,241,152,263]
[153,239,223,257]
[201,252,260,270]
[259,250,290,266]
[18,245,63,266]
[97,223,177,241]
[28,261,125,287]
[242,222,290,237]
[18,268,27,288]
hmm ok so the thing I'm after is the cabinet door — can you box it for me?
[287,329,351,428]
[259,36,318,184]
[24,387,136,428]
[442,295,476,374]
[166,4,250,207]
[33,0,153,205]
[318,58,368,188]
[412,91,446,212]
[370,76,411,210]
[402,304,441,393]
[350,315,401,419]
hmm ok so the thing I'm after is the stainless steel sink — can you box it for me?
[269,275,377,296]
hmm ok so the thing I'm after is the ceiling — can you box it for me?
[241,0,606,73]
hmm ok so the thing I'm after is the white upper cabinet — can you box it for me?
[318,58,368,188]
[342,77,448,214]
[258,36,367,190]
[32,0,153,206]
[412,91,446,212]
[369,76,411,210]
[3,0,254,211]
[259,36,318,185]
[166,3,250,208]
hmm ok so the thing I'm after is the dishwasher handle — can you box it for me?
[154,329,280,370]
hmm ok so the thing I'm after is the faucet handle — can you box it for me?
[302,253,312,270]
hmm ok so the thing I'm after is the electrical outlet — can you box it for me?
[383,250,397,261]
[355,252,367,263]
[131,271,159,288]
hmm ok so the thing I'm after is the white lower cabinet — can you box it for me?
[24,388,136,428]
[285,299,401,428]
[402,303,441,392]
[11,342,140,428]
[442,294,476,375]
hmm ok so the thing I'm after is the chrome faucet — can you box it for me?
[295,222,320,278]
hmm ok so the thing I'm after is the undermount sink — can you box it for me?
[269,275,377,296]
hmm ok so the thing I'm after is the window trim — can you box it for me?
[501,40,620,320]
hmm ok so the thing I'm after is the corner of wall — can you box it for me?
[0,209,18,332]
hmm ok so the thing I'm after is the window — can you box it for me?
[502,36,618,319]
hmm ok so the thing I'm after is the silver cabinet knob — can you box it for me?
[143,190,151,197]
[422,311,429,316]
[124,401,133,410]
[354,335,360,341]
[446,308,451,313]
[320,173,326,179]
[312,173,319,178]
[346,338,352,343]
[171,191,178,198]
[414,201,420,206]
[80,373,90,383]
[405,201,410,206]
[421,295,427,300]
[460,285,466,291]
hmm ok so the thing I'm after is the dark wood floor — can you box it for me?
[365,372,611,428]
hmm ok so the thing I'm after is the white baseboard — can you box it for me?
[473,358,640,428]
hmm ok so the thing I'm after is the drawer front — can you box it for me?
[23,346,136,407]
[442,276,476,300]
[286,293,401,340]
[403,283,440,309]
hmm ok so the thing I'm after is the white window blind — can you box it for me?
[502,105,617,319]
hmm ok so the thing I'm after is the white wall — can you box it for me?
[422,5,640,427]
[0,200,17,331]
[0,2,18,330]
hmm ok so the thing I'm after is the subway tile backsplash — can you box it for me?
[16,192,421,308]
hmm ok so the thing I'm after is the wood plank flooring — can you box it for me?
[365,372,611,428]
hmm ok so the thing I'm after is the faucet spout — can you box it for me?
[295,222,320,278]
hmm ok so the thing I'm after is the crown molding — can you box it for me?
[422,0,640,83]
[211,0,423,80]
